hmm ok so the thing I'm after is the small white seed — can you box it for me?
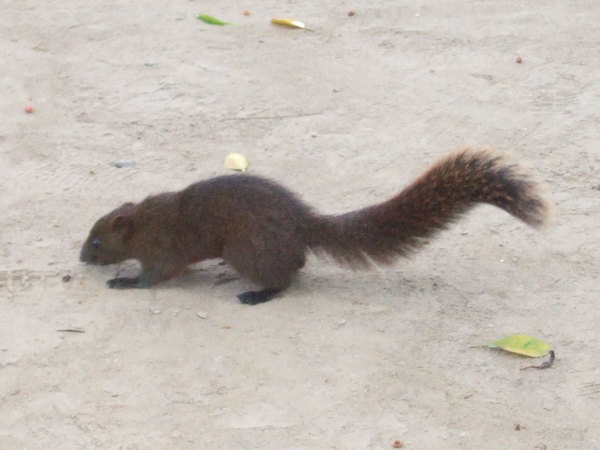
[224,153,249,172]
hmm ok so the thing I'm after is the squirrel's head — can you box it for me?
[80,202,136,265]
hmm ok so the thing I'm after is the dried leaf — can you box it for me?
[197,14,231,26]
[489,334,550,357]
[521,350,555,370]
[271,18,306,29]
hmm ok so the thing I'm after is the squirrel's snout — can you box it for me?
[80,246,92,263]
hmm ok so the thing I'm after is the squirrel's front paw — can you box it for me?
[107,277,138,289]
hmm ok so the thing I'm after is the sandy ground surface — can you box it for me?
[1,1,599,448]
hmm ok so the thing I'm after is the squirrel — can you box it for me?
[80,149,550,305]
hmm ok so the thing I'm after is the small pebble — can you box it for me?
[62,274,72,283]
[24,105,34,113]
[112,159,135,168]
[196,311,208,319]
[348,10,355,16]
[243,10,251,16]
[335,319,347,328]
[516,56,523,64]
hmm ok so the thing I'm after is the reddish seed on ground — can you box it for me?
[393,441,404,448]
[348,10,356,16]
[516,56,523,63]
[25,105,34,113]
[243,10,251,16]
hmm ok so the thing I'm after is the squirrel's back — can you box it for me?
[177,175,319,290]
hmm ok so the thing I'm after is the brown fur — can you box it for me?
[80,149,550,303]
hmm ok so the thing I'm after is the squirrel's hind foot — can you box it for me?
[237,288,283,305]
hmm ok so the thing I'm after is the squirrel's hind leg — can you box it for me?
[223,234,304,305]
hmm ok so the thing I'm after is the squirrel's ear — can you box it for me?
[109,215,134,240]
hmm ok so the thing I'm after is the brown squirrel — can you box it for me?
[80,149,550,305]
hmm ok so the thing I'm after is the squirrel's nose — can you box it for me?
[79,246,89,263]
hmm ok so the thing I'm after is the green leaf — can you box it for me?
[197,14,231,26]
[489,334,550,357]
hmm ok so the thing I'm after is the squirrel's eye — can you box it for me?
[91,238,101,249]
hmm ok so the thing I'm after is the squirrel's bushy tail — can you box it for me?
[305,149,550,268]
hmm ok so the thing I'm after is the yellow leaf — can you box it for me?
[271,18,306,29]
[489,334,550,357]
